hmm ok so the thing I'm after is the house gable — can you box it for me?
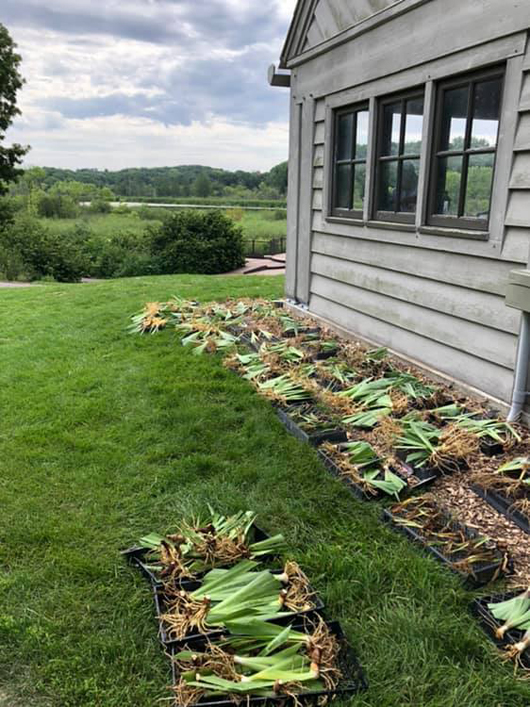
[281,0,402,66]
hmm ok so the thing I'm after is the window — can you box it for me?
[374,90,425,223]
[428,67,504,231]
[331,103,369,218]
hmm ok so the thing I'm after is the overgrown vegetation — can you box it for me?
[2,275,530,705]
[0,208,246,281]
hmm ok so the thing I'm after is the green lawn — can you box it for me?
[0,275,528,707]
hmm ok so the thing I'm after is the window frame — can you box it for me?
[373,88,426,225]
[330,102,370,219]
[427,65,505,232]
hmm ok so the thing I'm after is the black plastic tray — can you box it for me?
[156,572,325,650]
[471,592,530,668]
[395,448,466,477]
[471,484,530,536]
[312,348,339,362]
[282,327,321,340]
[382,509,508,588]
[276,409,347,447]
[479,437,505,457]
[318,450,437,502]
[169,618,368,705]
[121,523,272,588]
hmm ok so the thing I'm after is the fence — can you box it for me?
[244,238,286,258]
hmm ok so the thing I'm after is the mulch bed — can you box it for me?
[435,475,530,588]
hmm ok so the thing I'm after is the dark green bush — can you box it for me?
[37,192,79,219]
[0,217,88,282]
[0,244,25,280]
[85,230,155,278]
[0,197,16,232]
[151,209,245,274]
[88,199,112,214]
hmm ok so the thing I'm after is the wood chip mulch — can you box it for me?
[435,474,530,589]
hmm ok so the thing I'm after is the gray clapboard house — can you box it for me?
[269,0,530,418]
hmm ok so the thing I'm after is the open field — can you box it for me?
[38,207,287,246]
[1,275,529,706]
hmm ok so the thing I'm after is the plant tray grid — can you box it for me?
[169,618,368,707]
[155,574,326,651]
[382,509,509,588]
[121,523,273,589]
[470,592,530,669]
[471,484,530,536]
[276,409,347,447]
[318,449,437,503]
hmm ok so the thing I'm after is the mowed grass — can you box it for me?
[0,275,528,707]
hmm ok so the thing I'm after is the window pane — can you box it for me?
[337,113,354,160]
[335,164,351,209]
[440,86,469,152]
[355,110,369,159]
[381,103,401,156]
[399,159,420,213]
[464,153,495,219]
[353,163,366,212]
[471,78,502,149]
[404,98,424,156]
[378,161,398,211]
[434,155,463,215]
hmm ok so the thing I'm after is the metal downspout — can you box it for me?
[508,311,530,422]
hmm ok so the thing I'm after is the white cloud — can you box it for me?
[8,114,290,172]
[3,1,296,171]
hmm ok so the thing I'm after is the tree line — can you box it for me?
[24,162,288,201]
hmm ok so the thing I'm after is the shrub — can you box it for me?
[0,244,25,280]
[86,230,155,278]
[113,204,132,215]
[151,209,245,274]
[88,199,112,214]
[37,192,79,219]
[136,205,169,221]
[0,216,89,282]
[225,208,244,222]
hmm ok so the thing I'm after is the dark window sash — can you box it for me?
[373,89,424,221]
[331,103,369,218]
[427,66,504,232]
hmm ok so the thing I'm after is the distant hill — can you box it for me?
[37,163,288,201]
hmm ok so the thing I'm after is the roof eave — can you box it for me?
[279,0,318,69]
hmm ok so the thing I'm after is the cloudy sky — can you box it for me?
[2,0,296,172]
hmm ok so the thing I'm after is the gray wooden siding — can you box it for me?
[302,0,401,52]
[506,67,530,232]
[293,27,530,404]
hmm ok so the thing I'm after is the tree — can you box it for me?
[193,173,212,198]
[265,161,288,196]
[21,166,46,213]
[0,24,29,196]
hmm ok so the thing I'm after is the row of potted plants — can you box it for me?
[123,509,367,705]
[130,297,529,671]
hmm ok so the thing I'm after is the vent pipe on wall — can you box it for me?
[505,270,530,422]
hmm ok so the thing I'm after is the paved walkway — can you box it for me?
[227,254,286,277]
[0,277,105,289]
[0,281,34,288]
[1,260,287,286]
